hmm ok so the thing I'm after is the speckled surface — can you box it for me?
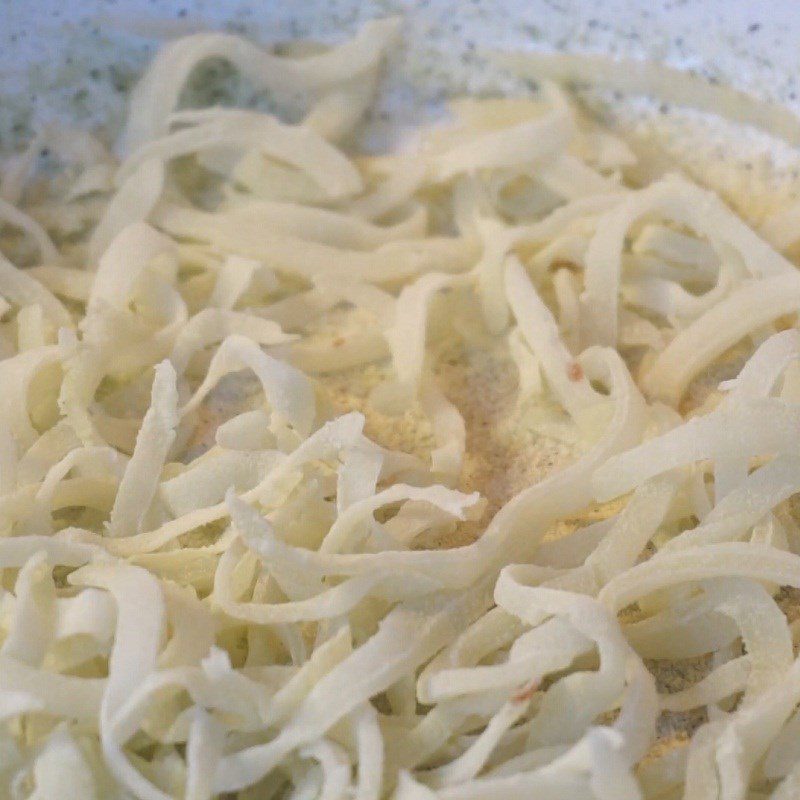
[2,0,800,150]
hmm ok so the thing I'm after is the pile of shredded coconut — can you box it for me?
[5,16,800,799]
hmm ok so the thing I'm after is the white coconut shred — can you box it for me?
[4,16,800,800]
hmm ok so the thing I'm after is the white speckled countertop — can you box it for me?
[1,0,799,149]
